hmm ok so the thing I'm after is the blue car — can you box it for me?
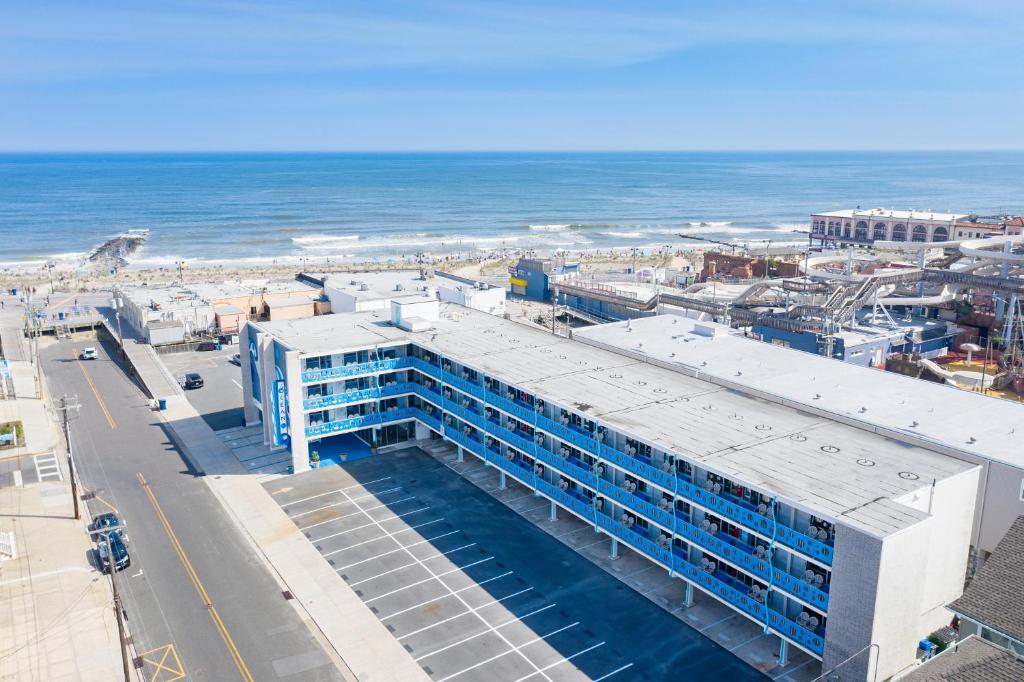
[96,530,131,573]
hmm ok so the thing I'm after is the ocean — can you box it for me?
[2,151,1023,267]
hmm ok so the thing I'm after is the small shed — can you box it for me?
[214,303,246,334]
[266,296,315,321]
[145,319,185,346]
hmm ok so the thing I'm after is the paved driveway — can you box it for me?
[267,446,768,682]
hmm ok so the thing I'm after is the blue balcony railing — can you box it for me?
[600,444,833,566]
[595,513,672,568]
[301,357,412,384]
[334,356,834,569]
[597,479,674,529]
[304,406,419,437]
[302,382,415,410]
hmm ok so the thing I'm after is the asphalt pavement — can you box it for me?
[161,347,246,431]
[40,333,343,682]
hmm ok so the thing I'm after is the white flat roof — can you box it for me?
[253,308,976,536]
[324,270,429,301]
[575,315,1021,472]
[813,208,968,222]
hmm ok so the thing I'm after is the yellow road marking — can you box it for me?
[71,348,117,429]
[138,473,255,682]
[140,643,186,682]
[92,494,119,514]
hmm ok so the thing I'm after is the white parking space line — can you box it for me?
[363,557,494,604]
[410,603,556,658]
[576,536,610,550]
[347,541,477,587]
[591,663,635,681]
[335,529,461,567]
[401,590,544,643]
[434,622,579,682]
[298,498,421,532]
[288,487,403,518]
[378,571,514,621]
[283,477,394,504]
[729,632,767,652]
[326,526,457,558]
[339,489,554,682]
[231,379,242,389]
[316,516,444,544]
[512,641,607,682]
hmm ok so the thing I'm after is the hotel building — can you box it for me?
[241,300,980,681]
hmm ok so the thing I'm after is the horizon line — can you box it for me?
[2,148,1024,155]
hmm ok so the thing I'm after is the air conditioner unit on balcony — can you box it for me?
[559,479,568,490]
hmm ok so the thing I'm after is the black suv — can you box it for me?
[183,372,204,389]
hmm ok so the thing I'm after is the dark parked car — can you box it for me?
[90,512,124,537]
[183,372,204,389]
[96,530,131,573]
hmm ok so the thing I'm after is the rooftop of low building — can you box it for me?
[897,636,1023,682]
[948,516,1024,645]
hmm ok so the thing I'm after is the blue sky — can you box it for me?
[2,1,1022,151]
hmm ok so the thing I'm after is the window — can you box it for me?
[250,306,257,316]
[933,226,949,241]
[855,221,869,241]
[1019,478,1024,502]
[892,224,907,241]
[873,223,887,241]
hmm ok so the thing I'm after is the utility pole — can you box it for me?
[104,532,132,682]
[56,394,82,520]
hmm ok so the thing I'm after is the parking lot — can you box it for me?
[160,346,245,430]
[266,446,768,682]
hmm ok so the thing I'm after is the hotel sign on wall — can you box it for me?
[273,380,290,446]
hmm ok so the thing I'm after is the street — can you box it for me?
[40,333,343,682]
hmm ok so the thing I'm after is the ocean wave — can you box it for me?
[688,221,733,228]
[602,230,643,238]
[291,234,361,245]
[528,224,573,232]
[772,222,810,232]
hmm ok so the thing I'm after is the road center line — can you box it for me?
[72,349,117,429]
[138,473,253,682]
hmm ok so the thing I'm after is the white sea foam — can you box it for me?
[772,222,810,232]
[602,231,643,238]
[528,224,572,232]
[291,234,361,245]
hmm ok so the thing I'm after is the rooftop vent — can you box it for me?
[359,283,369,291]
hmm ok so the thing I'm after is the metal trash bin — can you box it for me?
[158,399,167,411]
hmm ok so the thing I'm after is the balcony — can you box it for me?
[598,444,675,490]
[302,382,414,410]
[597,479,674,530]
[304,406,418,437]
[301,357,413,384]
[534,413,600,452]
[409,357,442,380]
[596,513,672,568]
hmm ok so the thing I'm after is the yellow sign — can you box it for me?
[509,277,528,287]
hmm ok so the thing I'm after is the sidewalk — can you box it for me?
[0,452,125,681]
[159,397,428,682]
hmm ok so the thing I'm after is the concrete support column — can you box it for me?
[549,500,557,521]
[499,471,506,490]
[456,446,463,463]
[609,538,619,560]
[777,638,788,667]
[683,582,694,608]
